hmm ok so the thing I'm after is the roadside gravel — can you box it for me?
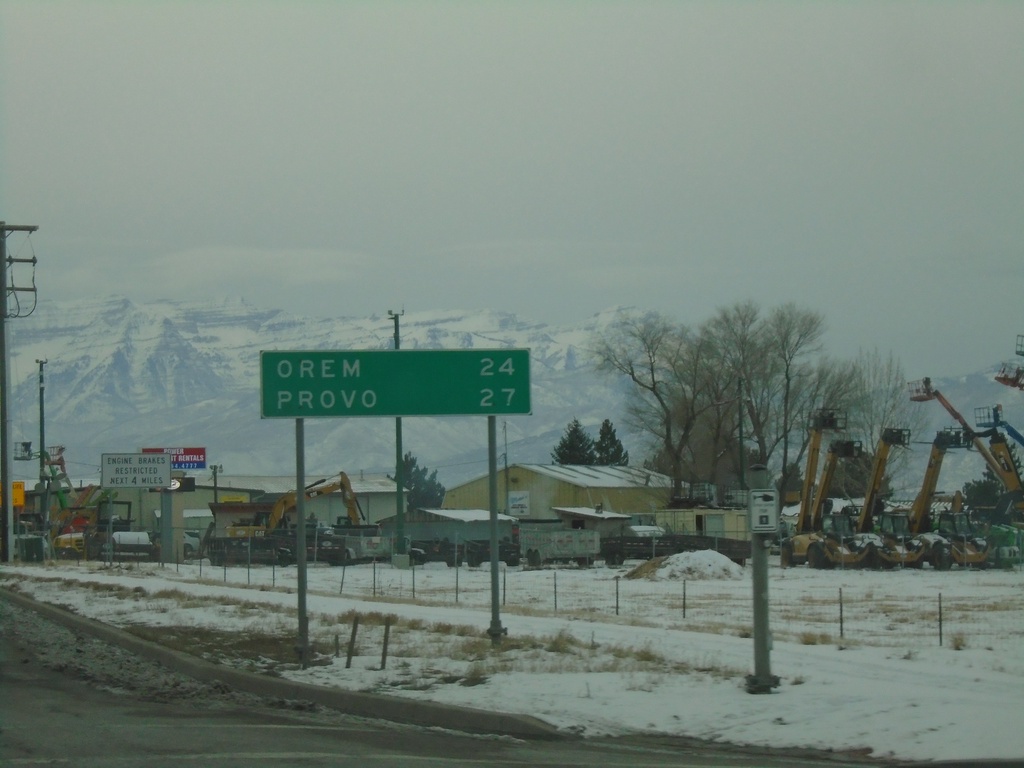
[1,597,322,713]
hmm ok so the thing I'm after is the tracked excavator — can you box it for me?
[807,427,910,570]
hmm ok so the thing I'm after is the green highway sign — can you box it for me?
[260,349,531,418]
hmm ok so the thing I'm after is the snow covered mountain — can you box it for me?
[7,297,633,489]
[7,296,1023,495]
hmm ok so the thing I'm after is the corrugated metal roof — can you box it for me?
[552,506,631,520]
[513,464,672,489]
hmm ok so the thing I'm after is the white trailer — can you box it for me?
[519,526,600,568]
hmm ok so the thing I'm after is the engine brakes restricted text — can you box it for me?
[101,454,171,487]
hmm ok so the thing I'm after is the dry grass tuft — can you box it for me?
[623,557,668,580]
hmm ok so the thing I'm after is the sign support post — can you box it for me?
[747,486,780,694]
[487,416,505,645]
[260,348,531,649]
[295,418,309,669]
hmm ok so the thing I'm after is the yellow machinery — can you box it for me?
[934,498,990,567]
[910,378,1024,525]
[807,427,909,570]
[779,408,846,567]
[781,437,862,567]
[876,429,965,569]
[225,471,364,538]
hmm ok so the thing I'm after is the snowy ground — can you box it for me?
[2,554,1023,764]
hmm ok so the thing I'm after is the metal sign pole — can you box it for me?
[746,487,780,694]
[487,416,505,645]
[295,418,309,669]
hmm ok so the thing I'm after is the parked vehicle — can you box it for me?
[519,523,599,567]
[781,435,862,567]
[100,531,159,562]
[203,471,374,566]
[182,530,202,559]
[806,428,914,570]
[381,511,520,567]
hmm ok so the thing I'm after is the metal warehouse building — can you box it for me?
[442,464,673,521]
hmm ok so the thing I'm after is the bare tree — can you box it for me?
[764,303,829,492]
[591,311,721,498]
[842,348,927,496]
[591,311,686,493]
[698,301,770,491]
[594,303,864,501]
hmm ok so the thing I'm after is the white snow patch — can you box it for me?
[641,550,744,580]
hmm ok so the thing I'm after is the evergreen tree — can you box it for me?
[962,443,1021,516]
[551,418,597,465]
[395,452,446,511]
[594,419,629,466]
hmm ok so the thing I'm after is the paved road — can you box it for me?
[0,592,900,768]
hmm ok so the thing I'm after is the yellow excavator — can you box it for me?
[932,494,990,567]
[225,472,364,538]
[780,438,862,567]
[204,472,368,566]
[779,408,846,567]
[876,429,967,569]
[807,427,910,570]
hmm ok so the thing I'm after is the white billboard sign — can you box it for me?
[508,491,530,517]
[101,453,172,489]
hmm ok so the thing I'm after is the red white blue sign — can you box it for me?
[142,446,207,470]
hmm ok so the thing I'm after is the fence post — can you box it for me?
[939,593,943,646]
[554,571,558,612]
[455,560,460,603]
[615,576,620,616]
[683,579,687,619]
[373,559,378,598]
[381,617,391,670]
[340,563,346,595]
[839,588,844,639]
[346,615,360,669]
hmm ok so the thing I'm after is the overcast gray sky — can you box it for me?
[2,1,1021,377]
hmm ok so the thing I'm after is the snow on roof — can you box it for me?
[420,508,516,523]
[552,506,631,520]
[510,464,672,489]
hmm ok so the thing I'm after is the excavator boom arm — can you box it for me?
[911,379,1006,486]
[857,428,909,533]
